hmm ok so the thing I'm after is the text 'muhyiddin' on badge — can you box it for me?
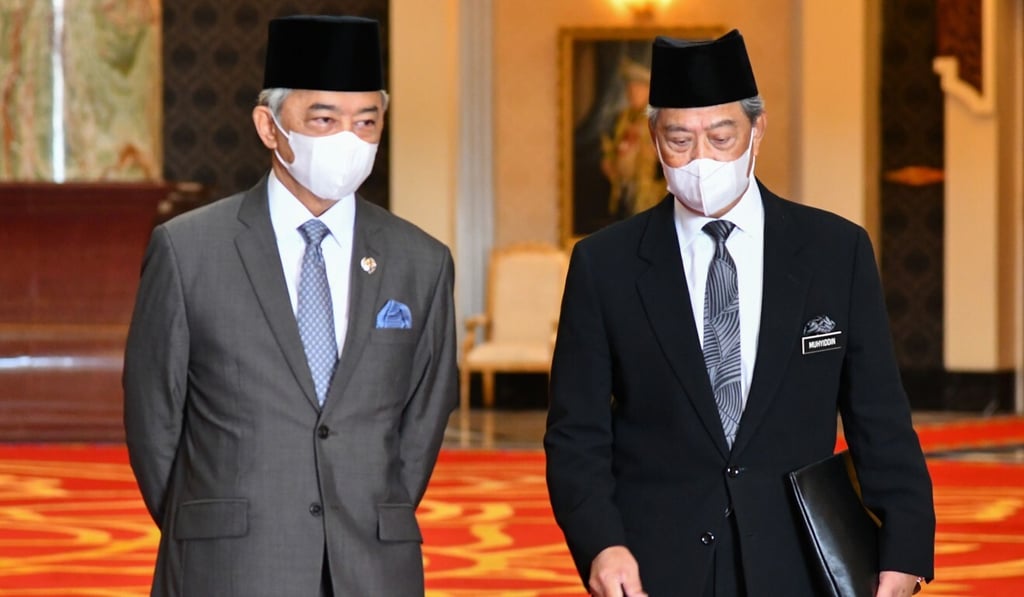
[802,331,844,355]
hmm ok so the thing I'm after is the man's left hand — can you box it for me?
[876,570,922,596]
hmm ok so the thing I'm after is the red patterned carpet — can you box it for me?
[1,418,1024,596]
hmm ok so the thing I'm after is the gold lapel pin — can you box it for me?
[360,257,377,274]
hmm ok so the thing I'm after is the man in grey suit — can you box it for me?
[123,15,457,596]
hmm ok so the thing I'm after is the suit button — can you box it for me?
[726,467,741,478]
[318,425,330,439]
[700,531,715,545]
[309,503,322,516]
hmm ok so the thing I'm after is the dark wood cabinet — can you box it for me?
[0,183,165,441]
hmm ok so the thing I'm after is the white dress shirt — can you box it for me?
[673,181,765,408]
[268,171,355,358]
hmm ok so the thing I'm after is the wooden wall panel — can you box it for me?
[0,184,164,441]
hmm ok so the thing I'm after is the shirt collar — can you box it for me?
[674,179,765,250]
[268,170,355,247]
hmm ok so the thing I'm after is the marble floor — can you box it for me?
[444,408,548,450]
[443,407,1024,463]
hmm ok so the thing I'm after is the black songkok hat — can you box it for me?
[648,29,758,108]
[263,15,383,91]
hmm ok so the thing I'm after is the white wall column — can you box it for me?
[796,0,880,243]
[455,0,495,338]
[390,0,459,247]
[391,0,495,348]
[934,0,1024,413]
[1012,0,1024,412]
[934,0,1018,375]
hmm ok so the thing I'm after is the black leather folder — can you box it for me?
[787,450,880,597]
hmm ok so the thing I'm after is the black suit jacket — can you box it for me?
[544,183,934,596]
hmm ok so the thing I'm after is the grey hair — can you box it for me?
[256,88,391,118]
[257,88,292,118]
[646,94,765,125]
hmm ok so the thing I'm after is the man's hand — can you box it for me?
[588,545,648,597]
[876,570,923,596]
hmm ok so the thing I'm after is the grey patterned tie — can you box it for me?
[702,220,742,448]
[297,219,337,406]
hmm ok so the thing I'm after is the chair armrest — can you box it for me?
[465,314,489,334]
[462,314,490,357]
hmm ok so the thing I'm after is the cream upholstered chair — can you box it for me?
[461,243,569,411]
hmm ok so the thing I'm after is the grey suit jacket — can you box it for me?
[123,177,458,596]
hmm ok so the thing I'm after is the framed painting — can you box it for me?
[558,26,723,246]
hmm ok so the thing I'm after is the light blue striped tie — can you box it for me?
[702,220,742,448]
[297,219,337,406]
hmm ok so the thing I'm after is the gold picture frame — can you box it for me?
[558,26,724,246]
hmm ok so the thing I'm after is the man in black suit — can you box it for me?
[544,30,934,597]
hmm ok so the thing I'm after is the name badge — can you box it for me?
[802,331,844,355]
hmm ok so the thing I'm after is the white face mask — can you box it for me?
[658,131,756,216]
[272,116,378,201]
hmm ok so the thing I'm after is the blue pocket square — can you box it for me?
[376,299,412,329]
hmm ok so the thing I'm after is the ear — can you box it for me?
[252,106,280,150]
[751,112,767,157]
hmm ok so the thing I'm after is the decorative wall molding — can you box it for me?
[933,0,994,114]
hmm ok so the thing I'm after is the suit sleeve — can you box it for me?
[838,228,935,580]
[399,249,458,504]
[544,243,625,578]
[122,225,190,525]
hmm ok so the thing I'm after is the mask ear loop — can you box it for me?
[269,112,295,167]
[744,128,757,180]
[269,111,290,139]
[653,137,665,165]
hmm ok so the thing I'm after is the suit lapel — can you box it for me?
[731,186,811,455]
[234,178,321,409]
[323,197,385,409]
[636,197,730,457]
